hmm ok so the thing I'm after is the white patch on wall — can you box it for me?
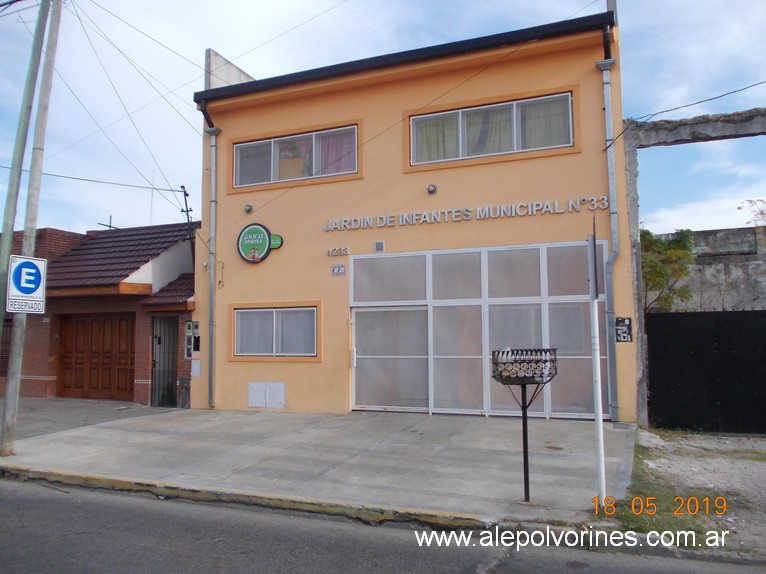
[248,382,286,409]
[191,360,201,377]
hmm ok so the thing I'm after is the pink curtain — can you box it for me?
[319,130,356,175]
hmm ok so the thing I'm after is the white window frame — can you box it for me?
[410,93,573,166]
[234,126,357,187]
[234,307,317,357]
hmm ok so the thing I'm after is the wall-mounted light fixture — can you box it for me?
[426,184,438,195]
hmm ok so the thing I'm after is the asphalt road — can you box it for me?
[1,480,763,574]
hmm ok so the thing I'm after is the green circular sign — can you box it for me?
[238,223,271,263]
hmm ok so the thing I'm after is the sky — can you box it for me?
[1,0,765,235]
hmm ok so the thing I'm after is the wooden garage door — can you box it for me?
[59,314,135,400]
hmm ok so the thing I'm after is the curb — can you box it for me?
[3,463,765,566]
[0,463,489,530]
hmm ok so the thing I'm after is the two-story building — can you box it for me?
[191,11,638,422]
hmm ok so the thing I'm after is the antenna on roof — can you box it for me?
[97,215,118,230]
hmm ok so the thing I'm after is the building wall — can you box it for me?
[661,226,766,312]
[0,229,85,397]
[192,26,638,421]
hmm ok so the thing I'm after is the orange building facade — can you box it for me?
[192,12,638,422]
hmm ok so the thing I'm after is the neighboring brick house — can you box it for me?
[1,222,199,406]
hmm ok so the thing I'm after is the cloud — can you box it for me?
[641,181,764,233]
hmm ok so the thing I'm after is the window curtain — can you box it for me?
[235,142,271,186]
[464,106,513,156]
[318,129,356,175]
[235,310,273,355]
[413,114,459,163]
[275,309,315,355]
[518,96,570,150]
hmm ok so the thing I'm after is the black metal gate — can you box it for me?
[152,317,178,408]
[646,311,766,433]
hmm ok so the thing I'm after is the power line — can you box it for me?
[607,79,766,149]
[69,1,201,136]
[68,0,179,208]
[0,164,185,193]
[631,80,766,122]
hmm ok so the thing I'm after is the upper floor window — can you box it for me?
[410,93,572,165]
[234,126,357,187]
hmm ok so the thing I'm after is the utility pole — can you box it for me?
[0,0,51,354]
[180,186,195,265]
[1,0,61,456]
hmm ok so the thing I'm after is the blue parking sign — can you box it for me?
[6,256,47,314]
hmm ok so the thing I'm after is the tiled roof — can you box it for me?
[47,222,200,289]
[142,273,195,307]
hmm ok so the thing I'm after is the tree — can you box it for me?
[738,198,766,226]
[640,228,695,313]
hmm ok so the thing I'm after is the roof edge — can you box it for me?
[194,11,615,104]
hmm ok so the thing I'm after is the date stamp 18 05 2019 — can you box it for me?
[593,496,727,517]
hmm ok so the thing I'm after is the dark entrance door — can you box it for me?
[59,314,135,400]
[152,317,178,407]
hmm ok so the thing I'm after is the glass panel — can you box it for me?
[488,248,541,298]
[355,309,427,357]
[235,141,271,186]
[549,357,609,415]
[235,310,273,355]
[547,245,585,296]
[412,112,459,163]
[276,308,315,355]
[355,358,428,408]
[433,358,483,409]
[549,302,606,357]
[463,104,514,157]
[517,94,571,150]
[488,304,542,351]
[432,252,481,300]
[275,135,313,181]
[433,306,482,356]
[316,127,356,175]
[353,256,426,302]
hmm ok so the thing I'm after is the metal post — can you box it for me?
[588,235,607,505]
[0,0,50,356]
[1,0,59,457]
[520,384,530,502]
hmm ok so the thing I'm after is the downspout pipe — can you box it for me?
[201,100,220,407]
[597,33,619,421]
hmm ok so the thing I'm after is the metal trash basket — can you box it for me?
[491,348,557,502]
[491,348,557,385]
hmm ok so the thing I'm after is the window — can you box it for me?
[234,126,357,187]
[234,307,317,357]
[411,93,572,165]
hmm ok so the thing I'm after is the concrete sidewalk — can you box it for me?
[0,398,636,528]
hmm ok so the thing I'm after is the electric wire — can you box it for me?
[607,79,766,149]
[68,0,181,210]
[70,1,200,136]
[12,10,187,217]
[237,5,588,223]
[85,0,230,89]
[0,164,186,193]
[631,80,766,123]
